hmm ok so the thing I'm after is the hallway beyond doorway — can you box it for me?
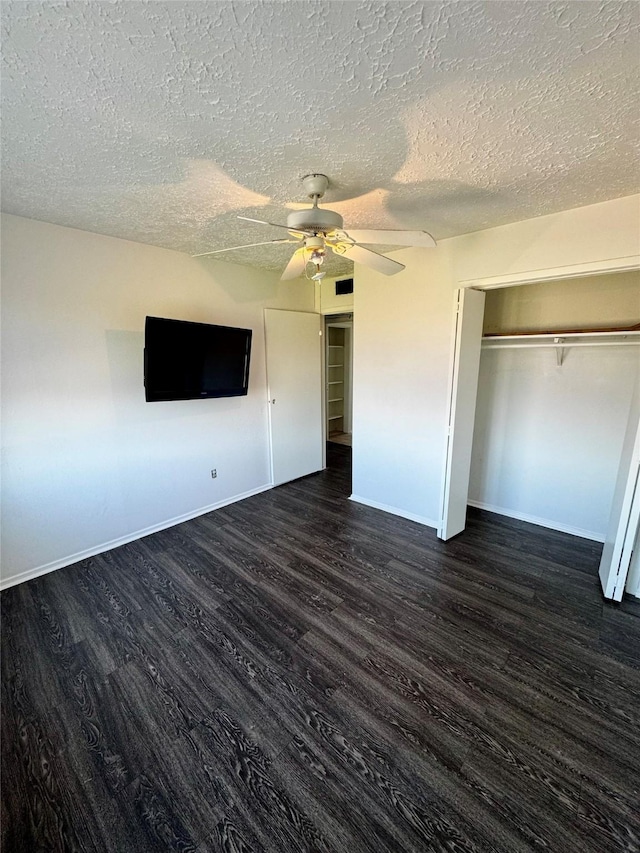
[328,431,352,447]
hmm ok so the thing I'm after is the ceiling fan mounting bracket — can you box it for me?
[301,173,329,200]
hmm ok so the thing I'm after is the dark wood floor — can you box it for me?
[2,444,639,853]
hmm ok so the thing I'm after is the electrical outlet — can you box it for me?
[211,469,217,479]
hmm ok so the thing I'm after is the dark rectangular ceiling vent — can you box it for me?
[335,278,354,296]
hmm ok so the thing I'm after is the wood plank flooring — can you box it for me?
[2,443,639,852]
[327,433,352,447]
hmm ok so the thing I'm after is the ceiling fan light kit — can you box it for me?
[194,173,436,280]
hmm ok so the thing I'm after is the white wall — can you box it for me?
[448,194,640,285]
[352,194,640,527]
[351,247,452,525]
[1,214,314,587]
[317,275,354,315]
[469,346,640,540]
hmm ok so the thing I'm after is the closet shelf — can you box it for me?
[481,329,640,367]
[484,322,640,338]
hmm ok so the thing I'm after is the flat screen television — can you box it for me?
[144,316,252,402]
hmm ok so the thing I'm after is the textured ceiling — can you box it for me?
[2,1,639,277]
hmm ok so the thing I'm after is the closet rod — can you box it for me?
[482,341,640,350]
[484,330,640,341]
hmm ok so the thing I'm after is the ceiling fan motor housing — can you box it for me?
[287,207,344,234]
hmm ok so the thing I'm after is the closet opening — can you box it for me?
[466,270,639,599]
[323,313,353,494]
[325,313,353,449]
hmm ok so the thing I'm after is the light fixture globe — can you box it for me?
[304,235,324,251]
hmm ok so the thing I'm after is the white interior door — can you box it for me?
[264,308,323,486]
[599,395,640,601]
[438,288,486,540]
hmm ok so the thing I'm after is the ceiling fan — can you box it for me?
[193,174,436,280]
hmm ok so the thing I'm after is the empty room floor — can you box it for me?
[2,444,639,852]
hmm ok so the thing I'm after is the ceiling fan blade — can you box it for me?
[237,215,311,236]
[280,249,307,281]
[192,238,296,258]
[335,243,405,276]
[339,229,436,248]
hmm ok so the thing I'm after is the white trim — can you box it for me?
[0,484,273,591]
[467,499,605,542]
[459,255,640,290]
[319,305,354,316]
[349,494,438,529]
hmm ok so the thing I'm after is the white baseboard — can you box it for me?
[467,499,605,543]
[349,494,438,529]
[0,484,273,591]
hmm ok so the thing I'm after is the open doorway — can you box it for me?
[325,313,353,448]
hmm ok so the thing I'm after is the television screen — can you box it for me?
[144,316,252,402]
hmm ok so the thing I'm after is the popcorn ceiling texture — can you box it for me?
[2,1,639,276]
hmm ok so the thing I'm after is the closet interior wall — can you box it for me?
[468,272,640,543]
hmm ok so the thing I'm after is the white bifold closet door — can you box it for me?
[599,394,640,601]
[264,308,323,486]
[438,288,486,540]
